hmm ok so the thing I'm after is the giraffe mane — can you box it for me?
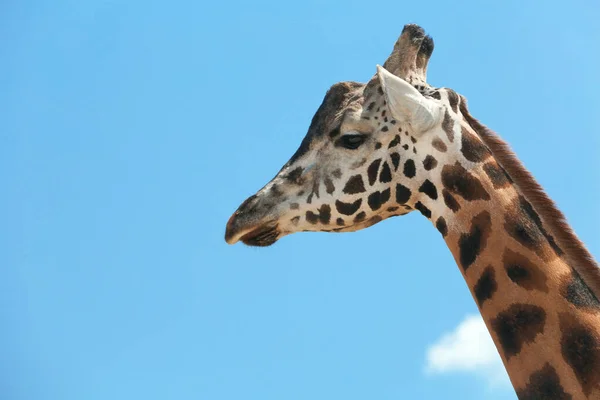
[458,98,600,299]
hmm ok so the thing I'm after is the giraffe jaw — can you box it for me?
[237,223,280,247]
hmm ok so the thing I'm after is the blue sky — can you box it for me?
[2,1,599,399]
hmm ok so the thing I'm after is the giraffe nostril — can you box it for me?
[237,194,258,213]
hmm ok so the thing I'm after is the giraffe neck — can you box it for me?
[422,150,600,398]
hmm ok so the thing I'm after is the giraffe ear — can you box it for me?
[376,65,440,133]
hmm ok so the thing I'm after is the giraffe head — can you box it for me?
[225,25,455,246]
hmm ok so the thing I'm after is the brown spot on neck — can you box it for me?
[473,265,497,306]
[446,89,459,113]
[503,248,549,293]
[458,211,492,271]
[432,137,447,152]
[492,303,546,360]
[441,162,490,201]
[561,269,600,311]
[504,196,561,261]
[461,126,491,163]
[559,312,600,396]
[482,160,512,189]
[517,363,573,400]
[442,189,461,212]
[442,110,455,142]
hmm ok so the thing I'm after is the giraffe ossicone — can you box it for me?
[225,24,600,399]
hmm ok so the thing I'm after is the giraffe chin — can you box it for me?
[238,224,280,247]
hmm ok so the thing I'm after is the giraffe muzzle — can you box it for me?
[225,213,280,246]
[225,193,282,246]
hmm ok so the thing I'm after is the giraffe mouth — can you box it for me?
[238,223,280,247]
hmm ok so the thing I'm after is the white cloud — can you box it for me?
[425,314,510,387]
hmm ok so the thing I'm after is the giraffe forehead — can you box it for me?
[288,81,365,164]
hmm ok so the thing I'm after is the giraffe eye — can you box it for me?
[337,134,367,150]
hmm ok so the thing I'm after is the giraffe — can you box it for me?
[224,24,600,399]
